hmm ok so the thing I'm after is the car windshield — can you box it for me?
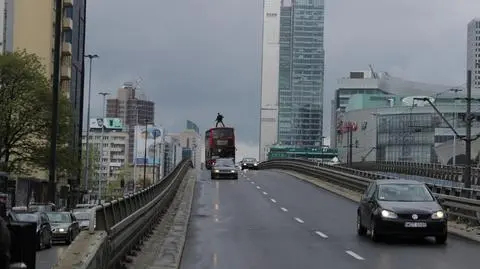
[46,212,71,223]
[377,183,434,202]
[15,213,38,222]
[244,158,256,162]
[215,159,234,167]
[74,212,90,220]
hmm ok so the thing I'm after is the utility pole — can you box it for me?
[464,70,472,188]
[414,66,479,189]
[48,0,63,203]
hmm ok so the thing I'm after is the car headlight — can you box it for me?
[214,169,220,173]
[230,170,235,173]
[59,228,65,232]
[380,209,398,219]
[431,211,445,219]
[254,163,258,166]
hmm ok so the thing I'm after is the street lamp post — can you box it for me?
[98,92,110,203]
[450,88,463,166]
[153,130,156,183]
[83,54,99,193]
[143,120,149,188]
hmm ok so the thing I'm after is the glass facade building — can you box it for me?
[376,113,435,163]
[277,0,325,146]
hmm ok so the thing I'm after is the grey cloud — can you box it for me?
[85,0,480,146]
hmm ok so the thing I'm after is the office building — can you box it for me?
[82,118,128,196]
[170,120,202,168]
[467,18,480,89]
[276,0,325,147]
[5,0,86,181]
[163,135,182,176]
[259,0,282,161]
[106,82,155,164]
[331,71,480,164]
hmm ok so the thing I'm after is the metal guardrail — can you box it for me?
[347,161,480,185]
[259,159,480,225]
[54,158,193,269]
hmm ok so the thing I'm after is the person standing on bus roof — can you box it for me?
[215,113,225,127]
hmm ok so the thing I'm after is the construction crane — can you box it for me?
[368,64,378,79]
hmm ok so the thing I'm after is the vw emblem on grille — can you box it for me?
[412,214,418,220]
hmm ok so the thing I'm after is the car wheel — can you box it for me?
[370,218,381,242]
[357,213,367,236]
[435,233,447,245]
[46,233,53,248]
[37,233,43,250]
[66,233,72,245]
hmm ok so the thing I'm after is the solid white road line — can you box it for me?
[280,207,288,212]
[294,217,304,224]
[262,191,268,195]
[314,231,328,238]
[270,198,277,203]
[345,250,364,261]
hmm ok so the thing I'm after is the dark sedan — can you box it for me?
[211,158,238,179]
[11,211,53,249]
[46,211,80,244]
[240,158,259,170]
[357,179,447,244]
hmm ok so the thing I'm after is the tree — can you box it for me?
[80,145,100,191]
[0,50,73,176]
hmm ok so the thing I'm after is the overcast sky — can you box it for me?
[85,0,480,160]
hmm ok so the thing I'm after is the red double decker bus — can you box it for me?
[205,127,235,170]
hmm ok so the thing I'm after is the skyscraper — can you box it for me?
[106,82,155,164]
[259,0,282,161]
[277,0,325,147]
[467,18,480,89]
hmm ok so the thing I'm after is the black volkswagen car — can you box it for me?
[357,179,447,244]
[240,157,259,170]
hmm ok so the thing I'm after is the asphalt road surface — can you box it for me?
[36,245,68,269]
[180,169,480,269]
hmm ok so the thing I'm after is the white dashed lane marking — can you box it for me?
[314,231,328,238]
[345,250,364,261]
[294,217,304,224]
[280,207,288,212]
[262,191,268,195]
[270,198,277,203]
[256,186,261,189]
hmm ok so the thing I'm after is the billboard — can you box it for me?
[89,118,123,130]
[134,125,163,165]
[186,120,199,134]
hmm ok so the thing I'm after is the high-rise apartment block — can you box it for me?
[259,0,325,161]
[4,0,86,177]
[106,82,155,164]
[467,18,480,89]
